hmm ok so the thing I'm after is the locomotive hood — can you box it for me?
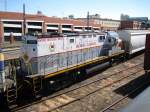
[106,31,121,47]
[107,31,119,40]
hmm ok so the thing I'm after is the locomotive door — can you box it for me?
[67,37,76,66]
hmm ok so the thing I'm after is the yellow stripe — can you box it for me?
[44,51,125,79]
[0,53,4,61]
[44,56,107,78]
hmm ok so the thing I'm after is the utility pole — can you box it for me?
[87,11,90,32]
[23,3,26,35]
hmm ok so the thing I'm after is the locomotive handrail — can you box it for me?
[27,62,34,76]
[5,61,17,84]
[12,65,17,86]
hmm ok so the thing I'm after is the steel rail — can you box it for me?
[49,69,143,112]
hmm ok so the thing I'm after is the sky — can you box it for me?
[0,0,149,20]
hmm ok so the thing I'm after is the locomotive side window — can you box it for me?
[93,34,96,37]
[99,36,105,42]
[50,45,54,48]
[27,40,37,44]
[70,39,74,43]
[88,35,92,38]
[83,35,86,38]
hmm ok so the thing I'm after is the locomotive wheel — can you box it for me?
[125,53,131,60]
[80,68,87,79]
[50,79,63,92]
[0,93,6,106]
[109,59,113,66]
[72,68,87,82]
[0,93,10,112]
[23,80,35,98]
[72,70,78,82]
[120,55,125,62]
[69,70,80,82]
[145,71,150,76]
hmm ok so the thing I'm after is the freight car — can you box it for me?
[121,33,150,112]
[0,30,148,105]
[118,30,150,56]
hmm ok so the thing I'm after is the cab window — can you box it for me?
[108,38,111,43]
[103,36,105,40]
[99,36,105,42]
[27,40,37,44]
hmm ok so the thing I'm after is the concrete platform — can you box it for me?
[121,86,150,112]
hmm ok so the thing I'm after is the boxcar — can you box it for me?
[118,30,150,55]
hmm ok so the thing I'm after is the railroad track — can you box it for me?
[12,59,144,112]
[48,66,143,112]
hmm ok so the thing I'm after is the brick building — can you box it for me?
[78,18,121,31]
[0,11,101,44]
[94,19,120,31]
[120,20,142,30]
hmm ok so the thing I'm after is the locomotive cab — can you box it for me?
[21,35,38,63]
[20,35,38,74]
[100,31,123,56]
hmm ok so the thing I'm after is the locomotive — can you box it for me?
[20,31,123,76]
[0,30,149,105]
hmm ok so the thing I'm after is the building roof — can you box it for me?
[0,11,100,27]
[77,18,120,22]
[0,11,44,21]
[129,17,148,22]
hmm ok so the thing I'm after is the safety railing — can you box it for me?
[36,46,102,76]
